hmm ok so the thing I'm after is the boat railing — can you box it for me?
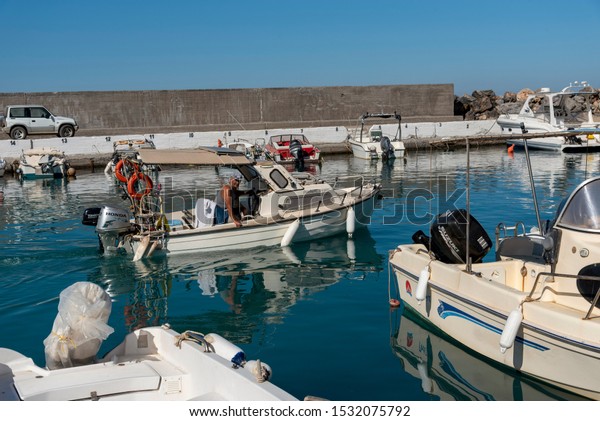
[526,271,600,320]
[133,195,166,233]
[333,175,365,200]
[494,222,526,249]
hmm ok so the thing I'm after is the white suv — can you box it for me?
[1,105,79,140]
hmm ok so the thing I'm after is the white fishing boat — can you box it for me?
[0,282,297,401]
[82,147,380,261]
[389,141,600,400]
[104,138,158,181]
[347,112,406,160]
[497,81,600,152]
[0,156,6,177]
[15,148,68,180]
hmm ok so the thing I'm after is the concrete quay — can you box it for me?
[0,120,503,173]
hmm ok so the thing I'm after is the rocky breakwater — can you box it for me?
[454,86,600,121]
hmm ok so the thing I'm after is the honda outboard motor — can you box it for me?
[87,206,133,253]
[289,139,305,171]
[380,136,394,161]
[412,209,491,264]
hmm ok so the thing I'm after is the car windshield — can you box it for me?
[557,178,600,232]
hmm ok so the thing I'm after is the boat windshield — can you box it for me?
[557,178,600,232]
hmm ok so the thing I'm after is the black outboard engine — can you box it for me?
[412,209,491,264]
[289,139,305,171]
[380,136,394,161]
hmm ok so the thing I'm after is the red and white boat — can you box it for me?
[264,134,321,166]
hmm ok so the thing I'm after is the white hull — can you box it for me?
[130,192,378,258]
[19,164,67,180]
[348,140,406,160]
[390,245,600,400]
[506,136,600,152]
[0,326,297,401]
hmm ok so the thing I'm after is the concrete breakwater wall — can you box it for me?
[0,84,457,137]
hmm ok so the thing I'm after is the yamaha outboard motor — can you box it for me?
[289,139,305,171]
[83,206,132,253]
[412,209,491,264]
[380,136,394,161]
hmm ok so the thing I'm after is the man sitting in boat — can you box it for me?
[215,174,246,227]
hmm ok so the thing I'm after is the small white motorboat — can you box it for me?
[82,147,380,261]
[497,81,600,152]
[226,138,268,161]
[389,142,600,400]
[347,112,406,160]
[0,156,6,177]
[0,282,298,401]
[15,148,68,180]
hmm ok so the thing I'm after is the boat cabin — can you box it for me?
[518,82,596,128]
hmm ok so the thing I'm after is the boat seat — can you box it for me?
[496,235,549,264]
[14,361,161,401]
[195,198,216,228]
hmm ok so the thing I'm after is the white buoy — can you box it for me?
[205,333,246,366]
[500,306,523,353]
[281,219,300,247]
[346,207,356,238]
[415,266,430,303]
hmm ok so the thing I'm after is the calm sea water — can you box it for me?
[0,145,596,401]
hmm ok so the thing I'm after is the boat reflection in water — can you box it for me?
[167,229,382,344]
[93,229,382,343]
[390,305,588,401]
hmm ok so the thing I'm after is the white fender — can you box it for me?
[244,359,272,383]
[347,239,356,261]
[205,333,246,366]
[104,161,112,175]
[346,207,356,238]
[281,219,300,247]
[500,306,523,353]
[415,267,430,303]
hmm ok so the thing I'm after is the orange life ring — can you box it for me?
[115,159,139,183]
[127,172,153,199]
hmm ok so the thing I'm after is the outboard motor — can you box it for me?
[380,136,394,161]
[82,207,102,226]
[89,206,133,253]
[412,209,491,264]
[289,139,305,171]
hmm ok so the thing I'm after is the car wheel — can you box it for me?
[10,126,27,140]
[59,125,75,137]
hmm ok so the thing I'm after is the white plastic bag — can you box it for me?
[43,282,114,370]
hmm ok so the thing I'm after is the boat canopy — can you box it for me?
[136,147,253,166]
[556,177,600,232]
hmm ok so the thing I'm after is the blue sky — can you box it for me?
[2,0,599,96]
